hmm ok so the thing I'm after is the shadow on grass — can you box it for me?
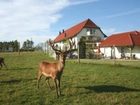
[0,79,22,84]
[0,78,36,84]
[69,61,140,70]
[7,67,34,70]
[110,64,140,70]
[83,85,140,93]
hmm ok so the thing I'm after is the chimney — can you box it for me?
[59,31,61,35]
[62,29,65,33]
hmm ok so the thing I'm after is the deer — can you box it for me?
[0,57,7,69]
[37,38,75,97]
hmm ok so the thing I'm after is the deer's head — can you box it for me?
[49,38,75,63]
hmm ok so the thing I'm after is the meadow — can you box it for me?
[0,52,140,105]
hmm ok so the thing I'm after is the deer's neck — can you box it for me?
[58,59,65,71]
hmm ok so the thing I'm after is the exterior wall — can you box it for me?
[55,37,77,49]
[100,47,112,58]
[132,46,140,59]
[52,27,105,58]
[100,47,124,59]
[55,28,105,49]
[116,46,140,59]
[100,46,140,59]
[77,28,105,43]
[115,47,122,58]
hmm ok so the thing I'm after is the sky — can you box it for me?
[0,0,140,46]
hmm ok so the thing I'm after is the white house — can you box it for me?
[100,31,140,59]
[52,18,106,58]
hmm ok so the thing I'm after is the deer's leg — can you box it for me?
[46,78,52,90]
[2,61,8,69]
[37,71,42,89]
[0,63,3,69]
[54,79,59,97]
[58,78,61,96]
[0,63,1,69]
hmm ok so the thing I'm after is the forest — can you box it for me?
[0,39,34,52]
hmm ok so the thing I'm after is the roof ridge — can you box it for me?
[64,19,89,31]
[84,19,99,28]
[111,30,138,36]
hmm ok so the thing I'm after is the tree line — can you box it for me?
[0,39,34,52]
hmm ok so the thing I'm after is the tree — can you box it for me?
[35,43,44,51]
[0,40,20,52]
[21,39,34,51]
[13,40,19,52]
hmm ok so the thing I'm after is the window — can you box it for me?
[87,28,93,35]
[90,29,93,34]
[93,29,96,34]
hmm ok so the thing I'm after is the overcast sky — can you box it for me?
[0,0,140,45]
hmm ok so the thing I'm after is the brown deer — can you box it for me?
[0,57,7,69]
[37,38,75,97]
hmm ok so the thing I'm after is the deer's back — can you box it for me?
[39,61,59,78]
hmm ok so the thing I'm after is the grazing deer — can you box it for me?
[37,38,75,97]
[0,57,7,69]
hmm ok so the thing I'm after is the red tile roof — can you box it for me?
[100,31,140,47]
[54,19,100,43]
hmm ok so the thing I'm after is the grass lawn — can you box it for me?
[0,52,140,105]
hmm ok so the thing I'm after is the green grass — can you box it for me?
[0,52,140,105]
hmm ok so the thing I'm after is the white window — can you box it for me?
[87,28,93,35]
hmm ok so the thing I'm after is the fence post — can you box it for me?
[78,41,80,63]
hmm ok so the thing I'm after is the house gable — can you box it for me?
[54,19,106,43]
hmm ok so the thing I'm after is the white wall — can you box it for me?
[55,28,105,49]
[132,46,140,59]
[55,37,77,50]
[100,46,140,59]
[52,28,105,58]
[100,47,111,58]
